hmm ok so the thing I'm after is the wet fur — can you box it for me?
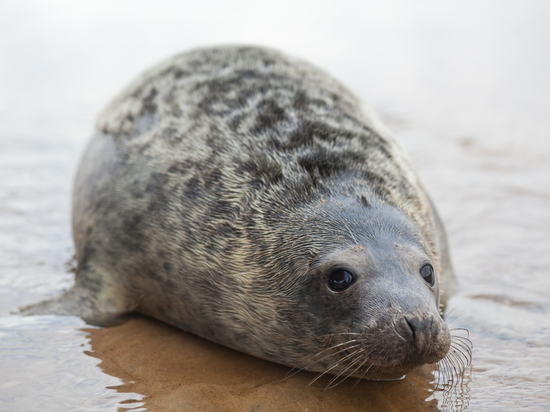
[24,46,459,379]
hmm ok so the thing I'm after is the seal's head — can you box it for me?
[239,188,451,381]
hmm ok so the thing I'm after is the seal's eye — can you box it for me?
[420,263,435,286]
[328,269,354,291]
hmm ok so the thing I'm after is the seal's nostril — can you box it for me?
[396,316,416,342]
[404,317,429,341]
[403,317,434,343]
[405,317,416,340]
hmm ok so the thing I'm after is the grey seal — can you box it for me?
[25,46,460,381]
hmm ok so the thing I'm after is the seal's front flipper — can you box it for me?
[19,285,136,327]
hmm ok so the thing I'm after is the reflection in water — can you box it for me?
[433,327,473,412]
[436,328,472,388]
[85,316,447,412]
[435,365,473,412]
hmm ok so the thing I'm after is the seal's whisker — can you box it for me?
[451,337,473,350]
[450,340,472,364]
[434,359,444,390]
[444,357,456,387]
[349,358,373,391]
[445,313,464,325]
[451,355,462,378]
[435,356,452,389]
[436,360,445,389]
[328,347,373,389]
[436,326,474,392]
[347,346,380,390]
[308,370,330,387]
[364,363,379,381]
[435,359,445,389]
[308,348,363,387]
[303,339,359,363]
[451,333,472,344]
[451,345,473,364]
[449,327,470,337]
[450,331,473,363]
[451,335,473,350]
[324,349,366,390]
[345,355,371,386]
[447,350,462,371]
[449,353,465,386]
[319,333,361,338]
[449,352,469,377]
[450,338,472,355]
[284,340,362,380]
[443,306,459,320]
[309,343,361,367]
[443,327,473,383]
[442,359,451,386]
[310,341,360,361]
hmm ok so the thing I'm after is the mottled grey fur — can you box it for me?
[25,46,457,380]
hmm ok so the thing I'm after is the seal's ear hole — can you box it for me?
[327,269,355,291]
[420,263,435,286]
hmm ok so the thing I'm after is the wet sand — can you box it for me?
[86,316,443,411]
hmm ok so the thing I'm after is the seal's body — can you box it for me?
[28,46,457,380]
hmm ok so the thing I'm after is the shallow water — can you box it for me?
[1,1,550,411]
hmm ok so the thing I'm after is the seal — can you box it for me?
[25,46,461,381]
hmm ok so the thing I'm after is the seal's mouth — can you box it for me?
[336,344,425,380]
[316,346,420,382]
[318,313,451,381]
[298,326,471,389]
